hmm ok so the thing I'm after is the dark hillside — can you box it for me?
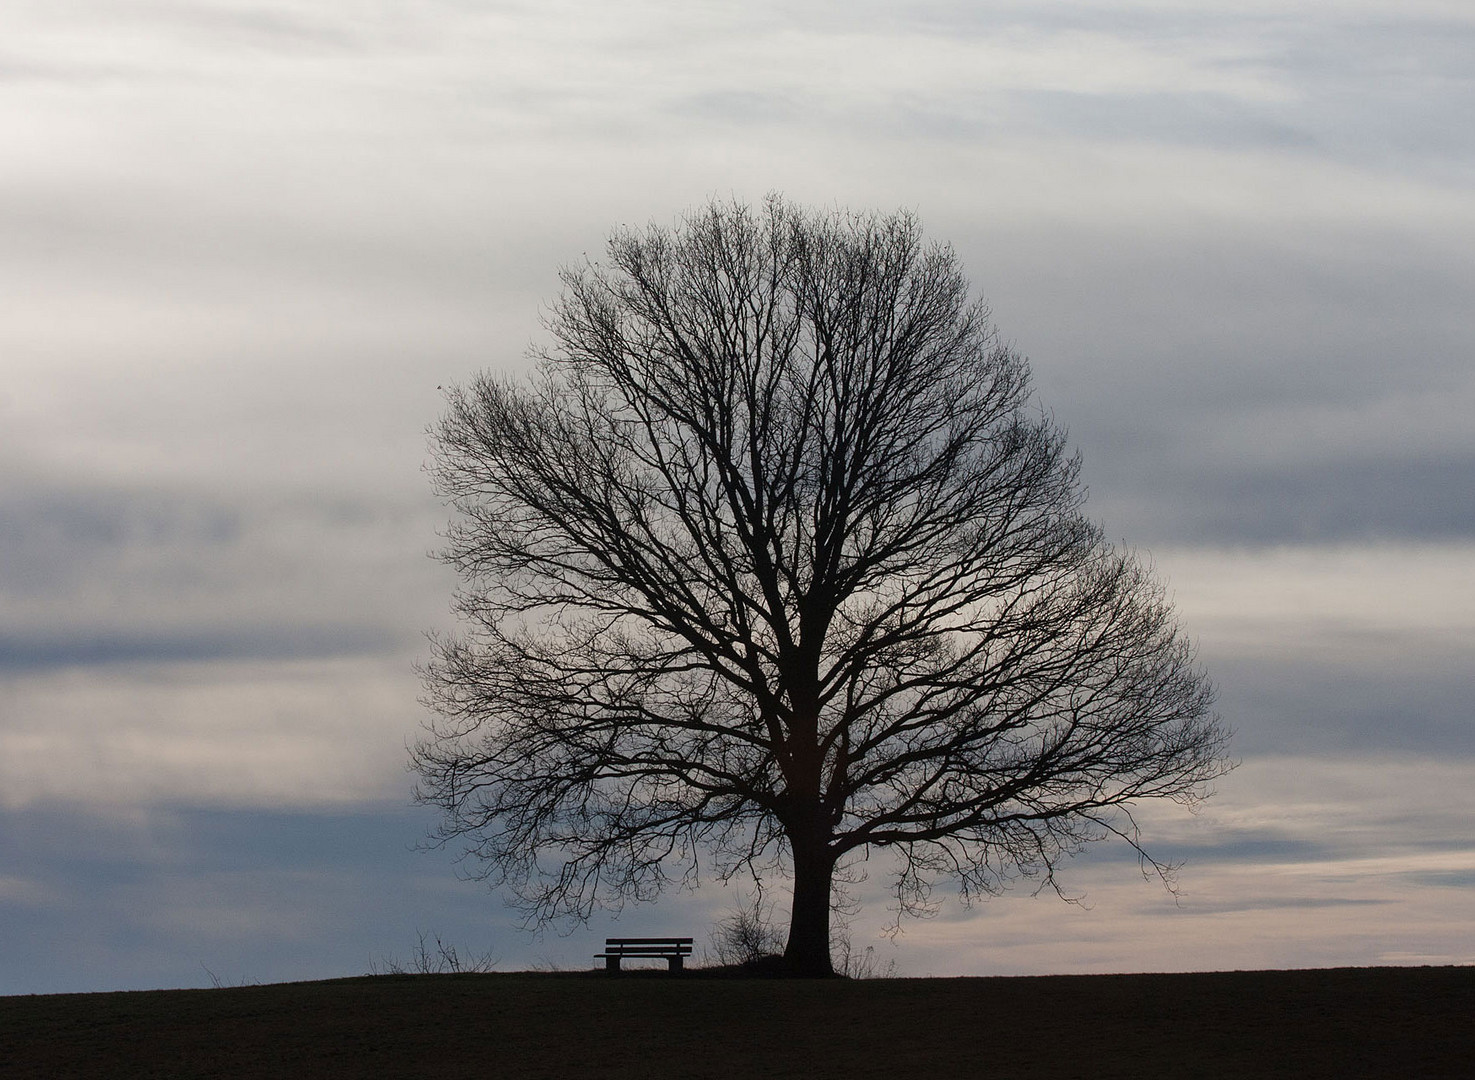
[2,966,1471,1079]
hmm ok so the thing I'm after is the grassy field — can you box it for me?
[2,965,1471,1078]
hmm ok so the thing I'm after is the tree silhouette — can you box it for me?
[414,196,1230,976]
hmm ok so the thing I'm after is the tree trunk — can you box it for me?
[783,830,836,977]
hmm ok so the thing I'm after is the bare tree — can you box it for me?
[414,196,1230,977]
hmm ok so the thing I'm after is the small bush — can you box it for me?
[832,934,897,979]
[369,931,499,976]
[705,895,785,968]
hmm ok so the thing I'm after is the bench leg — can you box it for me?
[605,956,621,972]
[667,955,684,973]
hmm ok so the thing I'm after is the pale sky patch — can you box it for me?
[1156,542,1475,655]
[0,658,421,810]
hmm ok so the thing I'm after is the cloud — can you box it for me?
[1156,541,1475,643]
[0,485,242,596]
[1143,542,1475,754]
[133,3,367,54]
[0,801,513,993]
[1096,456,1475,545]
[821,753,1475,975]
[947,211,1475,548]
[1173,896,1391,913]
[998,89,1313,151]
[0,626,397,673]
[0,479,453,646]
[5,750,1467,993]
[0,657,422,810]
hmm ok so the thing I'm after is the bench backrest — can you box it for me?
[602,937,693,956]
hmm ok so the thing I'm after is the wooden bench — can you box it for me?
[595,937,693,972]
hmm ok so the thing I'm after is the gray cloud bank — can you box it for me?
[4,751,1471,993]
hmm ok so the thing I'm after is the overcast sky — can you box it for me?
[3,0,1472,993]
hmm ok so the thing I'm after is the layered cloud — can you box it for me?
[4,751,1471,993]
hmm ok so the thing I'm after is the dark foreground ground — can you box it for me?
[2,965,1471,1079]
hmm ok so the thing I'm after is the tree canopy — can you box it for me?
[414,196,1230,976]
